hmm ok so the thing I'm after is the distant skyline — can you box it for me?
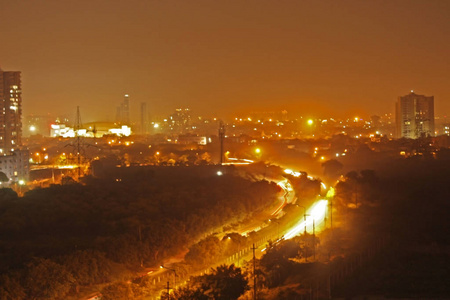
[1,0,449,123]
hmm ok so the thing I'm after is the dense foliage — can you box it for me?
[0,166,279,299]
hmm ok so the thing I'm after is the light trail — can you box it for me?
[284,199,328,240]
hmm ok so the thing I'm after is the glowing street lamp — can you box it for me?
[307,119,314,126]
[160,265,177,287]
[255,148,261,154]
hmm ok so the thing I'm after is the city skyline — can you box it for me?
[1,0,449,122]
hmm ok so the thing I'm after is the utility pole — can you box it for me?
[313,219,316,261]
[304,213,311,262]
[166,281,170,300]
[330,199,333,230]
[218,122,225,165]
[252,243,257,300]
[74,106,82,179]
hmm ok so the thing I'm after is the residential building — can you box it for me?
[0,69,29,182]
[396,91,435,138]
[0,70,22,153]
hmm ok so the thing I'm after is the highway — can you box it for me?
[140,169,329,299]
[82,166,330,300]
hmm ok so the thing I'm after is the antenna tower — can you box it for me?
[75,106,83,178]
[218,122,225,165]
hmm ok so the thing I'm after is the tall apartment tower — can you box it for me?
[122,94,130,124]
[0,70,22,154]
[116,94,130,125]
[0,69,28,183]
[396,91,435,139]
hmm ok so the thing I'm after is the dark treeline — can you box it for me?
[0,165,279,299]
[330,157,450,297]
[182,156,450,300]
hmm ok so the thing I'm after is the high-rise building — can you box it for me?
[0,69,28,182]
[395,91,435,139]
[116,94,130,125]
[0,70,22,153]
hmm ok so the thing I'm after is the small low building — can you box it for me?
[0,148,29,183]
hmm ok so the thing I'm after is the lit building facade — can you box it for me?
[396,91,435,139]
[50,123,131,138]
[0,70,22,154]
[0,149,29,183]
[0,69,29,183]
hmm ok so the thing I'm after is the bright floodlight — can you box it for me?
[217,171,223,176]
[154,123,159,128]
[284,200,328,240]
[326,187,335,198]
[307,119,314,125]
[29,125,36,132]
[255,148,261,154]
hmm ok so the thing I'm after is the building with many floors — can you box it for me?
[0,69,28,182]
[396,91,435,139]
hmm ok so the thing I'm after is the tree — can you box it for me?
[322,159,343,179]
[174,264,248,300]
[185,236,222,267]
[0,272,26,300]
[201,264,248,300]
[101,281,135,300]
[0,171,9,183]
[172,286,209,300]
[24,257,74,299]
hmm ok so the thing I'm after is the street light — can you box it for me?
[304,214,316,261]
[295,204,308,236]
[160,265,177,288]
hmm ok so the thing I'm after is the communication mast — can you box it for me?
[74,106,83,178]
[65,106,85,179]
[218,122,225,165]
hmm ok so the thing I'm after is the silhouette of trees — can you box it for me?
[0,166,278,299]
[23,258,74,299]
[101,281,135,300]
[174,264,248,300]
[0,172,9,183]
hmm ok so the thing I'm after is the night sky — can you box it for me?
[1,0,449,122]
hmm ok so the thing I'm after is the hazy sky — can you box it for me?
[1,0,449,122]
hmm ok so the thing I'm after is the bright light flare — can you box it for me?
[284,169,293,175]
[284,200,328,240]
[326,187,335,198]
